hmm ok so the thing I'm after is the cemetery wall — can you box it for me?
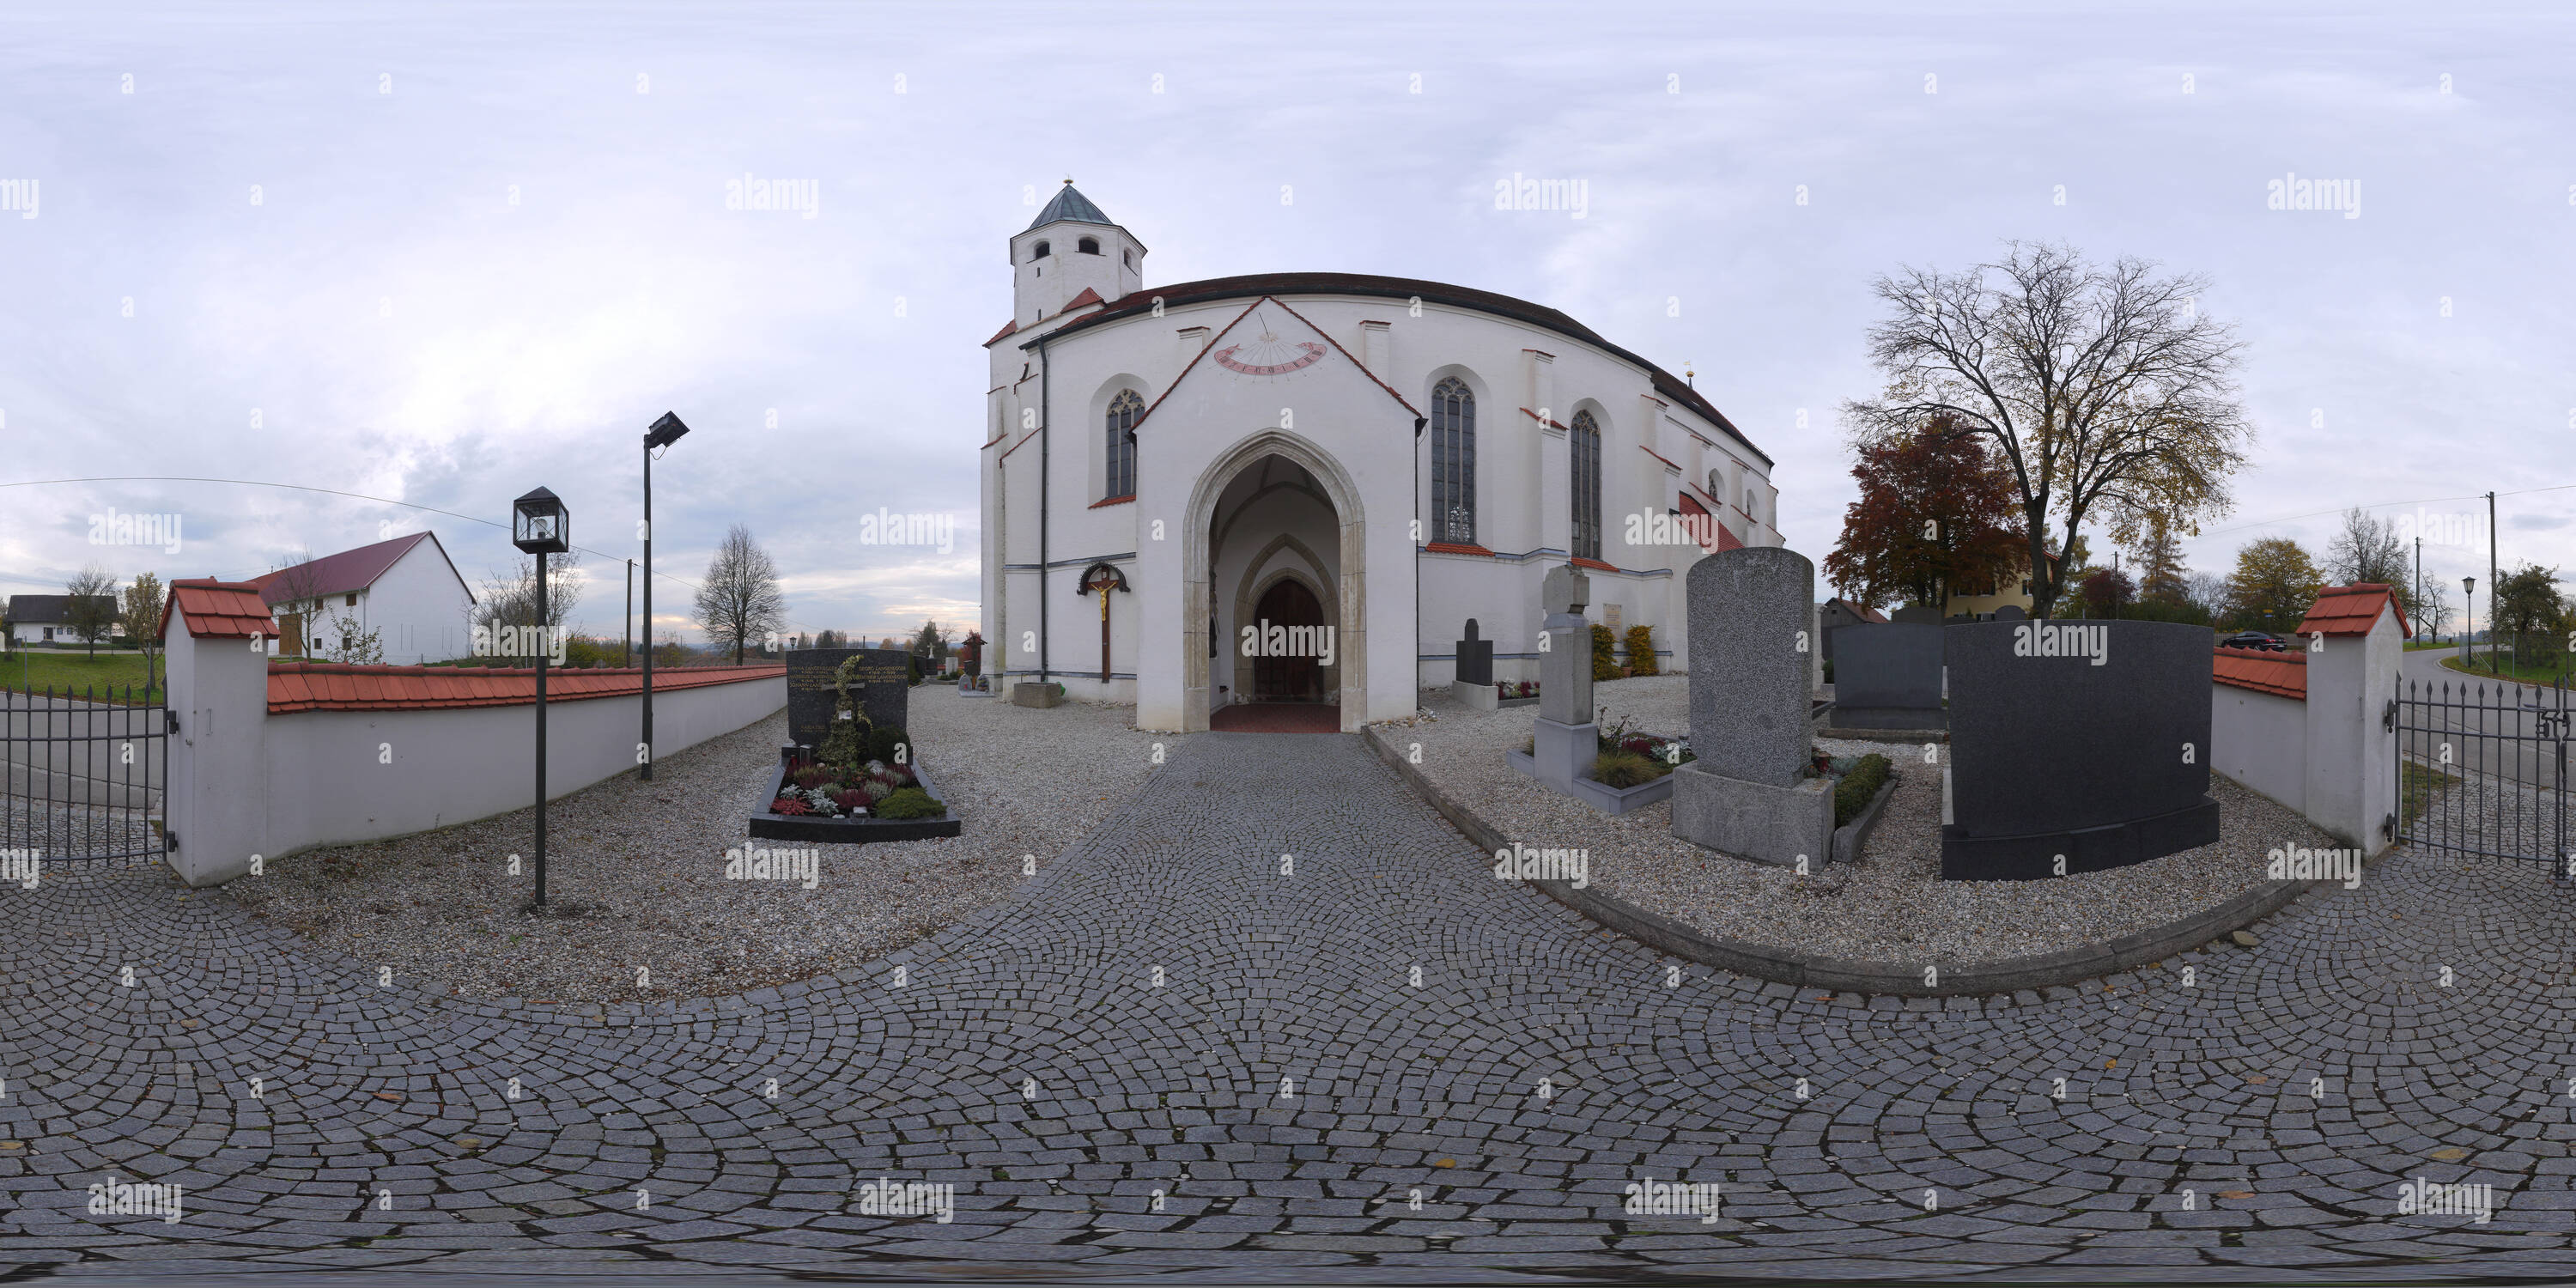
[257,669,785,861]
[2210,682,2308,812]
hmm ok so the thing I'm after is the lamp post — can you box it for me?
[2463,575,2476,670]
[513,486,570,908]
[641,411,690,780]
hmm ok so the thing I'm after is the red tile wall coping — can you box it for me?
[267,663,787,714]
[2211,647,2306,700]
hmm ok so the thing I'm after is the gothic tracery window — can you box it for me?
[1106,389,1143,498]
[1430,377,1476,544]
[1571,410,1602,561]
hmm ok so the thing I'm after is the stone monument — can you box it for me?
[1826,623,1946,733]
[1669,547,1835,868]
[787,647,909,751]
[1449,618,1498,708]
[1526,565,1597,791]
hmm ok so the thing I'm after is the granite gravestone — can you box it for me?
[1888,604,1943,626]
[1940,618,2220,880]
[1669,546,1835,867]
[1455,619,1493,687]
[1525,564,1598,790]
[1992,605,2027,621]
[787,647,910,751]
[1826,623,1946,732]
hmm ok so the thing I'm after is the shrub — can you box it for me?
[866,724,910,766]
[1592,750,1668,788]
[860,778,895,803]
[1622,624,1658,676]
[831,788,868,811]
[1823,658,1835,683]
[817,716,871,772]
[1833,753,1893,828]
[874,787,946,820]
[1590,623,1620,682]
[769,796,810,816]
[792,765,836,790]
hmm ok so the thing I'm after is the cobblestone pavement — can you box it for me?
[4,730,2575,1281]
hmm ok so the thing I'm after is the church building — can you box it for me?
[980,183,1782,732]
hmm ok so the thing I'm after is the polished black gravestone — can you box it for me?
[787,647,910,750]
[1455,619,1493,686]
[1827,623,1945,731]
[1941,619,2220,880]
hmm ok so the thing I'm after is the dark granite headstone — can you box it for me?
[787,647,911,751]
[1888,604,1942,625]
[1455,618,1493,686]
[1941,619,2220,879]
[1829,623,1945,729]
[1992,605,2027,621]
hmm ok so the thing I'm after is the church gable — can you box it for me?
[1132,295,1419,434]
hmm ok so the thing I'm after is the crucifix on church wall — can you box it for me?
[1076,562,1129,683]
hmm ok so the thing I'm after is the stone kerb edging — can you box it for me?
[1365,724,2332,997]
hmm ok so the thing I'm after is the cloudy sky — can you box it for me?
[1,1,2567,644]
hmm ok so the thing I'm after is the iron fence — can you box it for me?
[2393,671,2569,873]
[0,684,170,868]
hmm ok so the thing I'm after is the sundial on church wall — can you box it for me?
[1211,308,1327,376]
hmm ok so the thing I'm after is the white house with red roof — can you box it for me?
[981,183,1782,732]
[247,532,475,665]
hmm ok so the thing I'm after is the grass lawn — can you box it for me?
[2439,653,2568,687]
[0,650,164,702]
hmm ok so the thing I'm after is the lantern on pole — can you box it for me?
[513,486,570,908]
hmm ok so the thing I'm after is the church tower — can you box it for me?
[1010,181,1146,328]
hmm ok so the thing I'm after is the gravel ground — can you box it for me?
[228,688,1173,1002]
[1396,674,2344,965]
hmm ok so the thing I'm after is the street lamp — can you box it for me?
[513,486,570,908]
[2462,575,2476,670]
[641,411,690,781]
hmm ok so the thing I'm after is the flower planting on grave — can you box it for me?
[754,650,962,841]
[1497,679,1539,698]
[1583,713,1695,787]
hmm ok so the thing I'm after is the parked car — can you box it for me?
[2220,631,2287,652]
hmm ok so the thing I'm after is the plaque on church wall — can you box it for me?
[787,647,911,750]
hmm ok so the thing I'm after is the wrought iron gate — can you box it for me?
[2392,671,2570,873]
[1,682,171,869]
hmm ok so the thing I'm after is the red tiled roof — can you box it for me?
[2299,583,2411,639]
[2212,647,2306,699]
[1639,444,1682,472]
[1570,556,1619,573]
[983,318,1019,345]
[1678,494,1744,553]
[267,663,784,714]
[248,532,468,606]
[1425,541,1496,556]
[159,579,280,641]
[1061,286,1105,311]
[1088,493,1136,508]
[1520,407,1569,431]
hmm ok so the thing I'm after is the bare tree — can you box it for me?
[64,565,118,658]
[2183,570,2232,624]
[2324,507,2413,618]
[1843,240,2254,618]
[693,524,785,665]
[474,553,583,659]
[2419,580,2453,641]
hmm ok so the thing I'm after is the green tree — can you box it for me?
[119,572,165,690]
[2227,538,2323,632]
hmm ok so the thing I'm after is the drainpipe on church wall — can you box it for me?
[1036,333,1052,684]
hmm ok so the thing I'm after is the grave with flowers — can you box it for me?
[750,649,963,842]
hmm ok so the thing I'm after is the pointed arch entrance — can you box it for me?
[1182,430,1366,732]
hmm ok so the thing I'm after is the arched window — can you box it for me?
[1743,486,1759,525]
[1429,377,1476,544]
[1032,240,1050,260]
[1106,389,1143,498]
[1571,410,1602,561]
[1077,236,1101,255]
[1122,247,1133,268]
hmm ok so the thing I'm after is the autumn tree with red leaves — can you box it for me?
[1823,418,2029,612]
